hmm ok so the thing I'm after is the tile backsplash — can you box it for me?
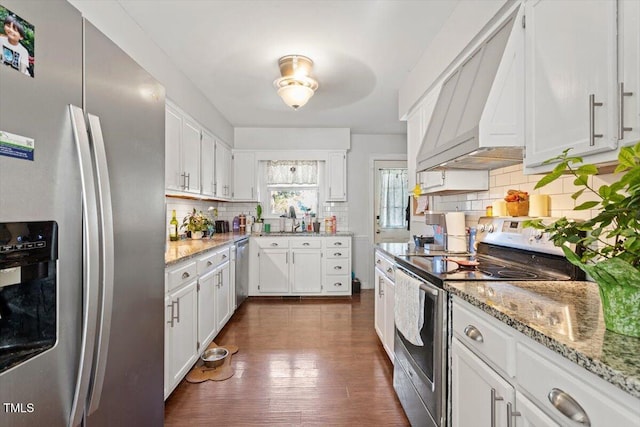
[414,163,619,231]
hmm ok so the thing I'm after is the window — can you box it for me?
[264,160,319,217]
[379,168,408,228]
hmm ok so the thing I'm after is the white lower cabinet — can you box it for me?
[165,279,198,399]
[451,337,513,427]
[451,297,640,427]
[215,261,231,331]
[291,249,322,293]
[373,249,395,362]
[164,244,237,399]
[251,236,351,296]
[197,269,217,350]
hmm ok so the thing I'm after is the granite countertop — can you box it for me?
[446,280,640,399]
[165,233,249,266]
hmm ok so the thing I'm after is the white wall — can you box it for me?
[348,134,407,289]
[398,0,511,118]
[68,0,234,144]
[234,128,350,150]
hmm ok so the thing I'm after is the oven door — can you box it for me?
[393,266,447,427]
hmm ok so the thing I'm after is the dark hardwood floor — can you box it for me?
[164,289,410,426]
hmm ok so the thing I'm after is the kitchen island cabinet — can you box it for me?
[447,286,640,426]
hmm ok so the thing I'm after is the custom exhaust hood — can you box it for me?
[417,6,524,172]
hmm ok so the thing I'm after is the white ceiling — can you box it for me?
[117,0,459,134]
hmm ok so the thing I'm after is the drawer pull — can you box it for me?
[463,325,484,342]
[334,252,342,256]
[303,242,310,246]
[206,261,213,267]
[334,242,343,246]
[548,388,591,426]
[334,265,342,270]
[386,267,393,274]
[376,259,381,264]
[334,282,342,287]
[181,271,190,279]
[271,243,279,246]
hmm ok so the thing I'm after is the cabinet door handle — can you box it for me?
[589,94,604,146]
[463,325,484,342]
[548,388,591,426]
[618,82,633,139]
[166,302,177,327]
[206,261,213,267]
[182,271,190,279]
[490,388,504,427]
[334,242,342,246]
[303,242,310,246]
[334,282,342,287]
[175,298,181,323]
[334,265,342,270]
[222,254,227,259]
[506,402,521,427]
[334,252,342,256]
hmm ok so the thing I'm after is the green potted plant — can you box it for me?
[525,142,640,337]
[253,204,263,233]
[181,208,212,240]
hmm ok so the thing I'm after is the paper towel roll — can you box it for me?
[447,235,468,253]
[529,194,550,217]
[492,200,508,217]
[445,212,466,236]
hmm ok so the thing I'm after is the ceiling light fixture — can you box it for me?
[273,55,318,110]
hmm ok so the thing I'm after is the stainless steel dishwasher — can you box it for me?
[235,237,249,307]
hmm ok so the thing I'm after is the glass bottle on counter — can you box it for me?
[169,210,179,241]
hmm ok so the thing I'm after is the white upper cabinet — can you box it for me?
[232,151,256,201]
[618,0,640,148]
[215,142,232,199]
[524,0,618,170]
[165,105,182,192]
[201,130,215,196]
[182,117,202,193]
[326,151,347,201]
[165,103,201,194]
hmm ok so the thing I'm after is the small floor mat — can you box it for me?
[185,341,239,383]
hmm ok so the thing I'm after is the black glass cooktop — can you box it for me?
[396,254,571,282]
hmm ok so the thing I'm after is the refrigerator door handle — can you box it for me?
[68,105,101,427]
[86,114,115,414]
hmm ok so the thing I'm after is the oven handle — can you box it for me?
[396,265,440,296]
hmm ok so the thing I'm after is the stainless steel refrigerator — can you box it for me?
[0,1,166,425]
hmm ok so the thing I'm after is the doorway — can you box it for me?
[374,160,409,244]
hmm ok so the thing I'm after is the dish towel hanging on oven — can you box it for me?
[394,269,425,346]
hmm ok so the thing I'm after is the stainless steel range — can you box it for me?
[392,217,584,427]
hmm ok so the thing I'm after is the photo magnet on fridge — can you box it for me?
[0,4,34,77]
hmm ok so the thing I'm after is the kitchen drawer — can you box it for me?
[166,260,197,293]
[196,246,230,274]
[326,258,349,275]
[452,298,515,377]
[325,248,349,259]
[516,342,638,427]
[374,250,395,282]
[325,237,350,248]
[255,238,289,249]
[324,275,351,293]
[290,238,322,249]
